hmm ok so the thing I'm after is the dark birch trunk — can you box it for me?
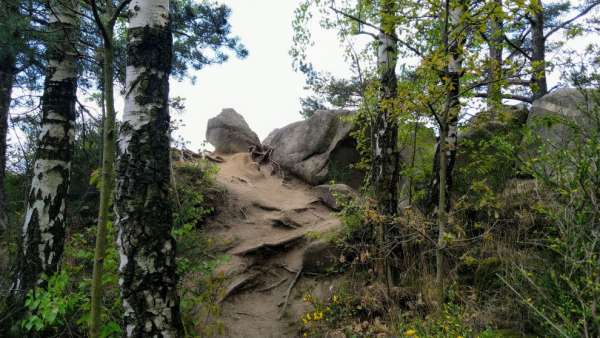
[531,0,547,100]
[11,0,78,300]
[372,0,399,289]
[434,0,465,298]
[115,0,183,335]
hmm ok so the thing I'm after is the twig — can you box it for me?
[257,277,288,292]
[234,311,264,318]
[497,274,569,337]
[279,264,299,274]
[279,267,302,319]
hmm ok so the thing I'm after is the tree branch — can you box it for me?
[109,0,132,26]
[329,6,424,57]
[504,34,531,60]
[89,0,110,47]
[544,1,600,39]
[473,92,532,103]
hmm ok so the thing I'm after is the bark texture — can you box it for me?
[530,0,547,100]
[434,0,467,295]
[115,0,183,335]
[11,0,78,298]
[372,0,399,288]
[0,55,15,234]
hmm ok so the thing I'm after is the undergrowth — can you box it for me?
[17,158,228,337]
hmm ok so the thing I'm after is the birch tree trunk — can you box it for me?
[115,0,183,335]
[372,0,399,289]
[11,0,78,298]
[435,0,465,298]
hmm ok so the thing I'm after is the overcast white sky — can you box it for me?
[170,0,353,150]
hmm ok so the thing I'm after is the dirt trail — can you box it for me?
[205,153,342,337]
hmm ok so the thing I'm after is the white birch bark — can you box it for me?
[12,0,78,296]
[115,0,182,335]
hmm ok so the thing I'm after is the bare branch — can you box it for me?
[473,92,532,103]
[544,1,600,39]
[109,0,132,26]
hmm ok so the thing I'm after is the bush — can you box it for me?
[507,89,600,337]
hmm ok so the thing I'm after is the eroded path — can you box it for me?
[205,153,342,337]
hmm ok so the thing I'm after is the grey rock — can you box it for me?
[313,184,356,211]
[528,88,594,143]
[206,108,260,154]
[522,88,598,174]
[302,240,341,274]
[263,110,363,187]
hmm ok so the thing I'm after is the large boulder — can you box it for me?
[522,88,598,174]
[527,88,594,143]
[206,108,260,154]
[263,110,363,187]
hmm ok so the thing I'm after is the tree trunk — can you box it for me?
[434,0,465,300]
[115,0,183,335]
[0,55,15,235]
[530,0,547,101]
[11,0,78,300]
[90,15,116,338]
[372,0,399,290]
[487,0,503,111]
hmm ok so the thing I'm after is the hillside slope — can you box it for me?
[204,153,342,337]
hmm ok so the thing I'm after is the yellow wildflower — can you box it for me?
[404,329,417,336]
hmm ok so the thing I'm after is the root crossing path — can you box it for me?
[205,153,342,337]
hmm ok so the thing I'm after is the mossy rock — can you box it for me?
[457,255,502,290]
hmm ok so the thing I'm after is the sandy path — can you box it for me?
[204,153,341,337]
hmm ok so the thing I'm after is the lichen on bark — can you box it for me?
[11,0,78,300]
[115,2,183,335]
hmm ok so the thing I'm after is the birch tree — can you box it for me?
[11,0,79,301]
[434,0,468,297]
[372,0,399,288]
[115,0,183,335]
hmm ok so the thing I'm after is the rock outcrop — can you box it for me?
[313,184,356,211]
[206,108,260,154]
[527,88,595,144]
[263,110,362,187]
[522,88,598,173]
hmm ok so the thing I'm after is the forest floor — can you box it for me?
[202,153,342,337]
